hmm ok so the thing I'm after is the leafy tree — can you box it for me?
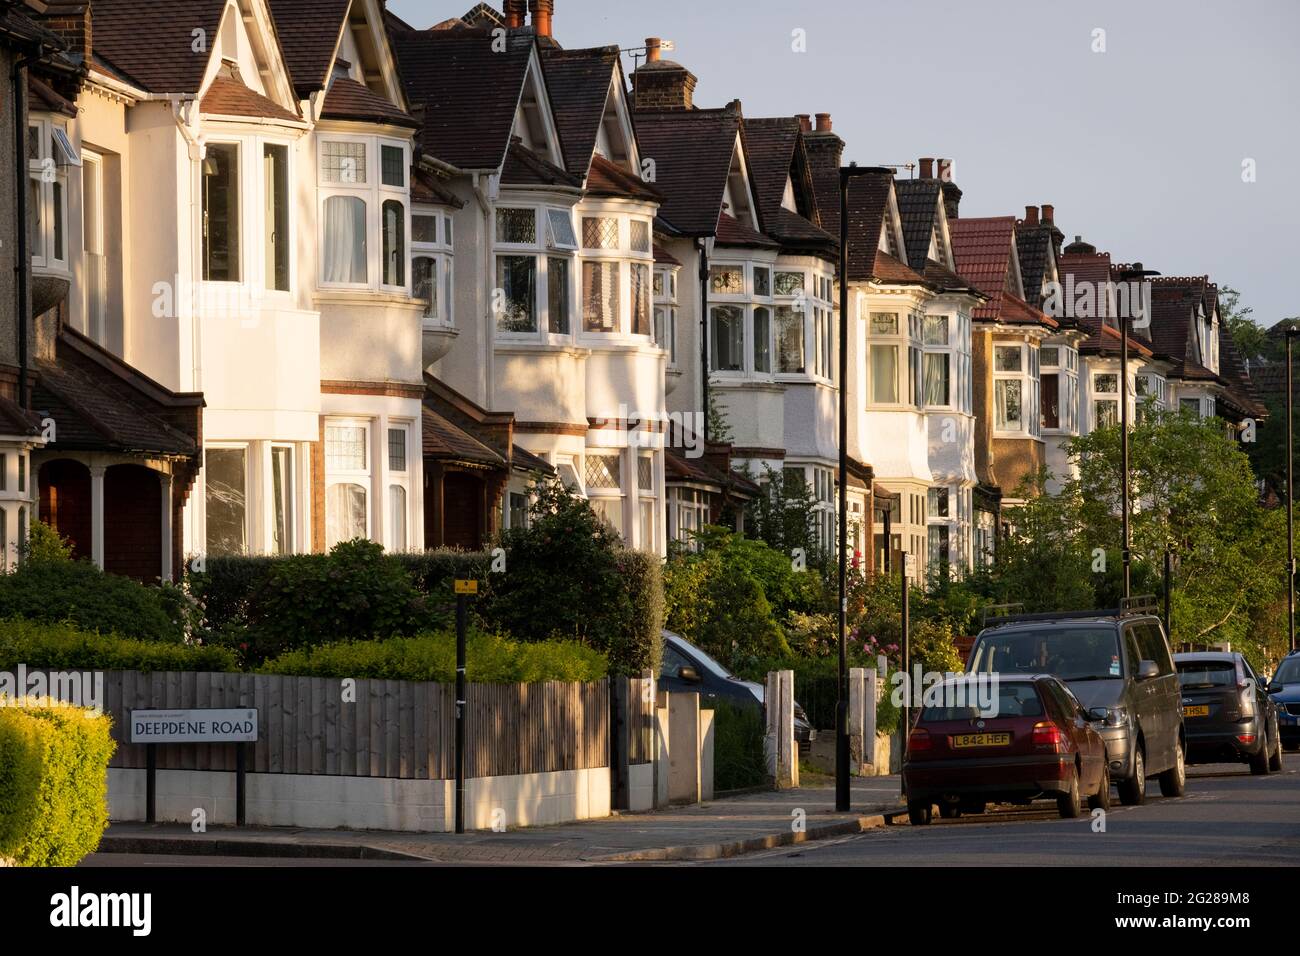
[744,465,822,567]
[706,389,733,443]
[991,469,1098,613]
[1218,286,1270,367]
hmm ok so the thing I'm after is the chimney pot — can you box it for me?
[1024,205,1038,225]
[528,0,553,38]
[815,112,832,132]
[504,0,526,28]
[919,157,934,178]
[1041,203,1054,225]
[645,37,661,62]
[795,114,811,133]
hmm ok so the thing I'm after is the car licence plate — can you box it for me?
[951,732,1011,748]
[1183,705,1210,718]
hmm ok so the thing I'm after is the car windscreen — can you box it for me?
[920,681,1043,722]
[669,638,733,681]
[1176,660,1235,688]
[1273,658,1300,686]
[968,626,1122,681]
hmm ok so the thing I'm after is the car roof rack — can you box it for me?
[981,595,1160,629]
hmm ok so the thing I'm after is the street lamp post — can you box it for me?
[1288,329,1299,653]
[1116,264,1159,599]
[836,163,891,812]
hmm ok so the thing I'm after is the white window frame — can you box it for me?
[318,134,412,293]
[709,259,776,380]
[1090,370,1121,431]
[204,442,252,557]
[412,207,454,327]
[584,449,626,540]
[993,343,1038,437]
[28,117,71,274]
[324,418,373,546]
[494,202,575,341]
[386,422,412,552]
[653,265,679,364]
[867,310,923,409]
[635,452,658,553]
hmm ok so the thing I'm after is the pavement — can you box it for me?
[92,773,907,865]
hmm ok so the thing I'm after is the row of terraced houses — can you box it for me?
[0,0,1264,583]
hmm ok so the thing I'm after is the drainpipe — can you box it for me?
[12,53,34,408]
[472,172,493,407]
[696,237,710,444]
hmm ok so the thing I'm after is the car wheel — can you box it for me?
[1088,762,1111,811]
[1269,720,1284,772]
[907,801,933,826]
[1158,738,1186,797]
[1117,747,1146,806]
[937,802,961,819]
[1249,731,1271,775]
[1057,769,1082,819]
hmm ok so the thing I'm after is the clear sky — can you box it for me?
[390,0,1300,324]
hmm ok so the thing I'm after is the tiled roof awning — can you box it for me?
[320,76,417,128]
[201,76,300,123]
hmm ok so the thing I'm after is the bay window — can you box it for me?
[263,144,289,292]
[583,260,620,331]
[203,142,240,281]
[585,452,624,539]
[630,263,651,336]
[994,344,1039,435]
[205,446,248,556]
[270,445,294,556]
[495,204,575,336]
[319,136,411,291]
[325,421,370,547]
[707,259,776,377]
[776,305,804,373]
[923,315,951,407]
[1092,372,1119,430]
[412,210,454,325]
[28,119,74,275]
[668,487,710,549]
[637,454,657,552]
[654,267,679,363]
[387,424,411,552]
[1039,344,1078,432]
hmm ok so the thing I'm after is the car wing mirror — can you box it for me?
[678,666,701,683]
[1137,660,1159,680]
[1086,707,1108,722]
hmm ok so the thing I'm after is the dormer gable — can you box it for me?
[722,130,760,232]
[509,48,564,171]
[199,0,298,116]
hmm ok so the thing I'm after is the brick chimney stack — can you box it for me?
[504,0,525,29]
[631,37,697,110]
[1041,203,1054,225]
[1024,205,1039,225]
[815,112,832,132]
[936,158,961,219]
[919,157,934,179]
[40,1,92,61]
[528,0,553,38]
[796,114,811,133]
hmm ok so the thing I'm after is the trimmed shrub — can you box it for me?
[706,699,767,792]
[610,549,664,676]
[0,619,238,673]
[259,631,608,683]
[235,540,432,664]
[0,700,116,866]
[390,550,494,631]
[0,557,184,643]
[186,554,282,635]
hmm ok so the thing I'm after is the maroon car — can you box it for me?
[903,675,1110,825]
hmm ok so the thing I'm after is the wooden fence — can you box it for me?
[69,670,608,781]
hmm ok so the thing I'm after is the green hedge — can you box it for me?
[0,557,185,643]
[0,619,237,673]
[258,631,608,683]
[706,699,767,792]
[610,550,664,676]
[0,701,116,866]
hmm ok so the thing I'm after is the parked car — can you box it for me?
[903,675,1110,825]
[658,631,813,750]
[1266,651,1300,753]
[966,608,1186,806]
[1174,652,1283,774]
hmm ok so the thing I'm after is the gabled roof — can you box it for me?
[267,0,351,97]
[841,171,892,281]
[92,0,228,93]
[742,117,836,254]
[801,129,844,234]
[1015,221,1055,309]
[201,75,300,122]
[894,179,943,271]
[412,166,465,207]
[390,25,536,171]
[951,217,1056,328]
[631,107,741,236]
[422,407,505,468]
[321,75,417,127]
[32,327,202,457]
[539,45,622,177]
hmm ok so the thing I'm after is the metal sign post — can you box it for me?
[900,552,910,796]
[131,708,257,826]
[454,579,478,834]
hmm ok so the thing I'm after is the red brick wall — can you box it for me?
[104,464,161,582]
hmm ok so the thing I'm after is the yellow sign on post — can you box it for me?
[454,579,478,595]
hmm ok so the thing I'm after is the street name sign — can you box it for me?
[130,708,258,744]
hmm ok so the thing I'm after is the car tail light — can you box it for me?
[907,729,932,754]
[1237,734,1256,745]
[1032,721,1064,750]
